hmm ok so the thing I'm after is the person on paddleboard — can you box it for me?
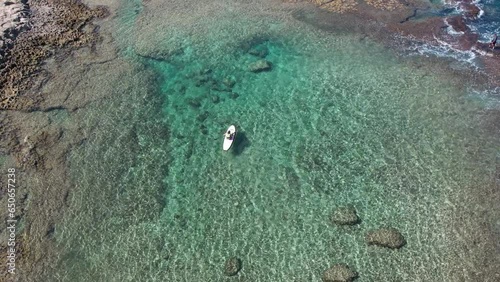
[489,34,497,50]
[224,130,234,140]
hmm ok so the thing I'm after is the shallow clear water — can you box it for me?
[48,0,500,281]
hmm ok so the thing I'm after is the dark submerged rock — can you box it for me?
[199,124,208,135]
[173,84,186,94]
[210,82,232,92]
[229,92,239,100]
[186,98,202,108]
[365,227,406,249]
[224,257,242,276]
[322,263,358,282]
[330,206,361,226]
[196,111,209,122]
[211,95,220,104]
[222,76,236,88]
[248,45,269,58]
[194,74,210,87]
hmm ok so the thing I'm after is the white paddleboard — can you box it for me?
[223,125,236,151]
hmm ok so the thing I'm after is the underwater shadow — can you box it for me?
[232,131,250,156]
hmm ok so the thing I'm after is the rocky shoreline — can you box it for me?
[0,1,110,281]
[0,0,108,111]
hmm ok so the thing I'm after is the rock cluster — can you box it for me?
[0,0,109,110]
[324,205,406,280]
[191,68,236,92]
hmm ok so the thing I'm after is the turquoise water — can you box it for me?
[49,0,500,281]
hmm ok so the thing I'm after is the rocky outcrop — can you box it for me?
[322,263,358,282]
[365,227,406,249]
[0,0,110,110]
[224,257,242,276]
[330,206,361,226]
[446,15,469,33]
[459,1,481,20]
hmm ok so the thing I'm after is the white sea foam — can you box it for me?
[472,0,485,18]
[401,33,480,68]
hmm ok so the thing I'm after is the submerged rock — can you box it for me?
[365,227,406,249]
[330,206,360,226]
[229,92,239,100]
[194,74,210,87]
[173,84,186,94]
[210,82,232,92]
[199,124,208,135]
[322,263,358,282]
[222,76,236,88]
[196,111,209,122]
[248,45,269,58]
[186,98,202,108]
[224,257,242,276]
[248,59,272,72]
[211,95,220,104]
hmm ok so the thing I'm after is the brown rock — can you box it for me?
[330,206,361,226]
[224,257,242,276]
[365,227,406,249]
[322,263,358,282]
[446,15,468,33]
[460,3,481,19]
